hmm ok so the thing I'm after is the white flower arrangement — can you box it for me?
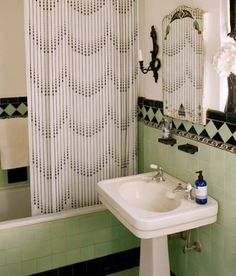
[212,42,236,77]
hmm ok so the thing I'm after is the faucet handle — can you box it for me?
[185,183,194,201]
[150,164,158,170]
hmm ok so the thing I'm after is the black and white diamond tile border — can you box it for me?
[0,97,27,119]
[138,97,236,154]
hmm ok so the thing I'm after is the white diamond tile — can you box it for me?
[219,123,232,142]
[205,120,218,138]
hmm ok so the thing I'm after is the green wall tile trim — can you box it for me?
[0,97,27,119]
[138,97,236,153]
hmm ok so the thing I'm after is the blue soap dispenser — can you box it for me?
[195,171,207,204]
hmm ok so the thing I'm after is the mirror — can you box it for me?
[162,5,206,124]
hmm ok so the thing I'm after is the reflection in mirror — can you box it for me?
[162,6,206,124]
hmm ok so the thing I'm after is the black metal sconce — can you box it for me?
[228,0,236,41]
[226,0,236,113]
[139,25,161,83]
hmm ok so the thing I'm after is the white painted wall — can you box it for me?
[139,0,230,111]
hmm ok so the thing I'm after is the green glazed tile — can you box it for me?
[36,240,51,258]
[80,246,94,262]
[4,230,21,249]
[52,237,66,254]
[5,104,16,116]
[22,259,37,276]
[91,211,110,229]
[66,248,81,264]
[22,241,39,261]
[50,220,66,238]
[218,123,232,142]
[93,228,110,244]
[17,103,27,115]
[94,242,113,258]
[64,217,80,236]
[37,255,52,273]
[5,248,21,265]
[66,234,80,250]
[5,263,22,276]
[79,215,97,232]
[147,107,154,121]
[52,252,66,269]
[0,250,6,266]
[78,232,94,247]
[205,120,218,138]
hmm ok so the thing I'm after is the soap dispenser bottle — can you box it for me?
[195,171,207,205]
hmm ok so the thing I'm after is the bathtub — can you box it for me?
[0,184,105,230]
[0,184,139,276]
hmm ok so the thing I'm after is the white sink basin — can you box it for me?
[96,172,218,239]
[97,172,218,276]
[119,181,181,212]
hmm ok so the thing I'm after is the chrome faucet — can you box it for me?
[150,164,165,182]
[173,183,194,201]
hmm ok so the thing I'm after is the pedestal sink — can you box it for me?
[96,172,218,276]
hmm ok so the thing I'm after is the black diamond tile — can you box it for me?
[138,111,143,119]
[227,112,236,124]
[212,120,225,130]
[151,116,158,123]
[152,107,158,114]
[226,136,236,146]
[144,115,150,121]
[178,123,187,132]
[12,110,22,116]
[0,103,8,110]
[212,133,224,143]
[188,126,198,135]
[0,111,9,118]
[200,129,210,138]
[172,121,177,129]
[226,122,236,134]
[11,103,20,108]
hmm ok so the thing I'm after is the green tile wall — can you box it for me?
[0,210,139,276]
[138,121,236,276]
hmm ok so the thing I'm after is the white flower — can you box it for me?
[212,42,236,77]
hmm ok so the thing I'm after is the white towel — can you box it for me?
[0,118,29,170]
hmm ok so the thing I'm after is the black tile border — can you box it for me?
[207,109,236,125]
[138,97,236,154]
[0,96,27,119]
[31,248,140,276]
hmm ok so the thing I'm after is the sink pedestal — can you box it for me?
[140,235,170,276]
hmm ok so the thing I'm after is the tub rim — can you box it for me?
[0,204,106,230]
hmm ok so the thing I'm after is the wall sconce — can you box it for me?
[139,25,161,83]
[228,0,236,41]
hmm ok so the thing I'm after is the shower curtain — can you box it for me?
[24,0,138,215]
